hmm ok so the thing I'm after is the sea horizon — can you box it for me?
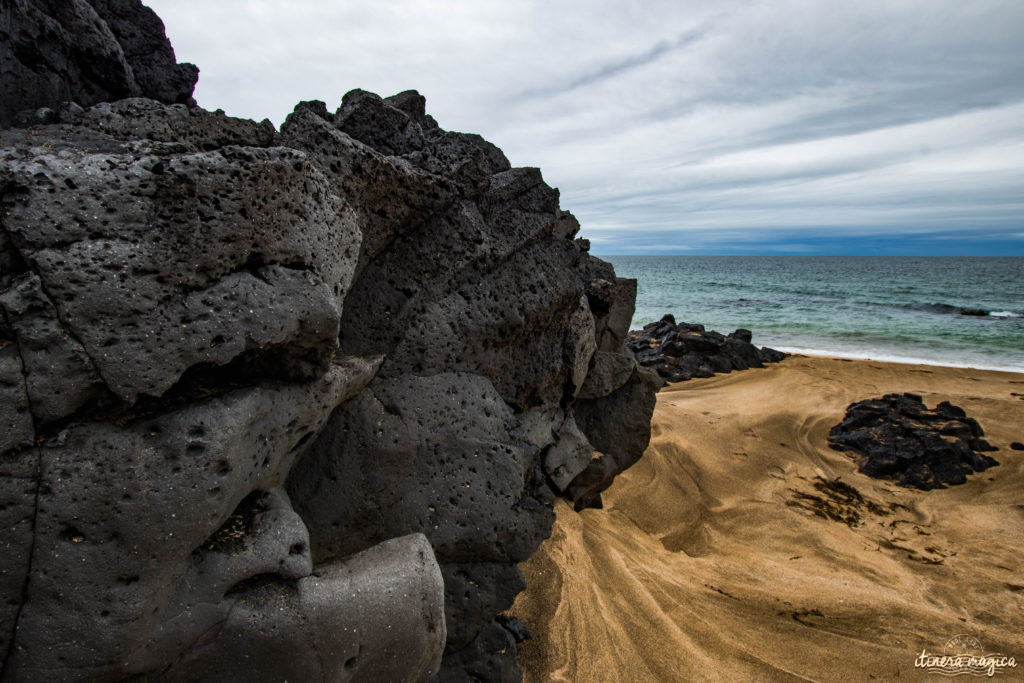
[602,254,1024,373]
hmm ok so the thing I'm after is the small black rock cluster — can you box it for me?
[828,393,999,490]
[626,314,786,383]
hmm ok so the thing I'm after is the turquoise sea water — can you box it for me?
[601,256,1024,373]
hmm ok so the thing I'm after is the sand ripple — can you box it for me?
[511,356,1024,681]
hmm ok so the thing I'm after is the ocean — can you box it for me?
[601,256,1024,373]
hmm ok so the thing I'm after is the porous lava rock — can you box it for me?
[0,0,198,128]
[627,313,786,383]
[828,393,999,490]
[0,5,657,681]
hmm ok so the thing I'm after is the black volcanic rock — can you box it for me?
[0,0,198,127]
[627,313,786,382]
[88,0,199,105]
[828,393,999,490]
[570,365,661,509]
[497,615,531,643]
[0,6,658,678]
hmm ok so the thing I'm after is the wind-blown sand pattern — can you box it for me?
[511,355,1024,681]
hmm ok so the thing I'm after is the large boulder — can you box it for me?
[279,91,658,676]
[0,6,658,680]
[157,533,447,683]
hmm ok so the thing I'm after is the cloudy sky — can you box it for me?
[145,0,1024,255]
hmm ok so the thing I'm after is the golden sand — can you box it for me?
[510,355,1024,681]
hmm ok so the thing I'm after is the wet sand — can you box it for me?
[510,355,1024,681]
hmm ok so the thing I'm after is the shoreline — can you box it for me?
[773,349,1024,376]
[510,354,1024,681]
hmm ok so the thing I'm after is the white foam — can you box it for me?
[989,311,1021,318]
[773,346,1024,374]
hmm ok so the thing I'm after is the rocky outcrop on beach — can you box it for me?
[0,3,656,681]
[828,393,999,490]
[626,314,786,383]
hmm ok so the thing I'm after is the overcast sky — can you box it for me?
[145,0,1024,255]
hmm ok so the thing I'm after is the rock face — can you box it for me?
[0,0,198,128]
[828,393,999,490]
[627,313,786,383]
[0,5,657,681]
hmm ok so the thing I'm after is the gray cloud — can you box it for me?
[146,0,1024,254]
[511,27,706,101]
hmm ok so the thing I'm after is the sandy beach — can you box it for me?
[510,355,1024,681]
